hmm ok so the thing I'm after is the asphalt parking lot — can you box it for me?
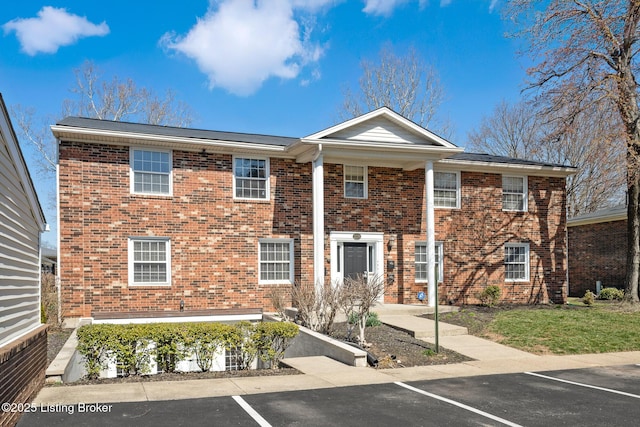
[18,364,640,426]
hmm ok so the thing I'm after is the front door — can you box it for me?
[343,242,367,281]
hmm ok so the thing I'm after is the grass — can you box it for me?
[488,303,640,355]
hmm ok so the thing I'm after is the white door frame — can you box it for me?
[329,231,384,301]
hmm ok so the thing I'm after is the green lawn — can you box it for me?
[488,303,640,355]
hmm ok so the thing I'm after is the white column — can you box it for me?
[425,161,436,307]
[312,150,324,289]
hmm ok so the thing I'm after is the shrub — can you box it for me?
[479,285,501,307]
[76,324,117,379]
[253,321,299,369]
[183,322,237,372]
[348,311,381,327]
[583,290,596,306]
[148,323,187,373]
[226,321,258,370]
[109,324,153,376]
[598,287,625,301]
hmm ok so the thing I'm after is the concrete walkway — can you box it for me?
[33,307,640,405]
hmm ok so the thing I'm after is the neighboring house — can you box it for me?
[0,94,48,427]
[52,107,575,325]
[41,247,57,275]
[568,204,627,296]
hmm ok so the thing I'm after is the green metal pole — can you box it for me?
[434,267,439,353]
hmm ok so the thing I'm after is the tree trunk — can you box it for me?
[626,177,640,301]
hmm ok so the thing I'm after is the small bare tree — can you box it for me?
[340,45,451,137]
[290,281,342,335]
[340,274,385,347]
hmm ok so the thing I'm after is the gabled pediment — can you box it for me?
[304,107,457,148]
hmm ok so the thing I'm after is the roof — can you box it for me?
[57,116,298,147]
[53,114,576,175]
[0,93,46,230]
[568,204,627,227]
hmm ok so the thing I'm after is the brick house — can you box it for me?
[53,107,575,325]
[567,205,627,296]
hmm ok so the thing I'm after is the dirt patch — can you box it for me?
[330,322,472,368]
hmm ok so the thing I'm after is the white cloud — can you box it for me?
[362,0,410,16]
[162,0,326,96]
[2,6,109,56]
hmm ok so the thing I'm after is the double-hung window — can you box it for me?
[415,242,443,283]
[131,148,172,195]
[502,175,527,211]
[234,157,269,200]
[504,243,529,281]
[129,238,171,286]
[434,171,460,208]
[344,165,367,198]
[259,239,294,284]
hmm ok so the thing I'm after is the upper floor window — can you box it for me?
[129,238,171,286]
[259,239,294,284]
[434,171,460,208]
[344,165,367,198]
[504,243,530,281]
[234,157,269,200]
[415,242,443,283]
[131,148,172,195]
[502,175,527,211]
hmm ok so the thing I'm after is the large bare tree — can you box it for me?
[506,0,640,301]
[12,60,194,174]
[468,99,626,217]
[340,45,451,137]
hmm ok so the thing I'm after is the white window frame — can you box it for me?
[434,171,460,209]
[130,147,173,196]
[504,243,530,282]
[343,165,368,199]
[502,175,528,212]
[233,156,270,200]
[258,238,294,285]
[415,241,444,283]
[128,237,171,286]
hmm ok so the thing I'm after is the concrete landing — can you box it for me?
[379,314,468,339]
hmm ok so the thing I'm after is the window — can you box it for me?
[415,242,443,283]
[129,238,171,286]
[344,165,367,198]
[234,157,269,200]
[504,243,530,281]
[502,175,527,211]
[131,148,172,195]
[225,347,242,371]
[434,171,460,208]
[259,239,294,284]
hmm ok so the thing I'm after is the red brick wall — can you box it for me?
[568,219,627,296]
[59,141,568,318]
[324,165,568,305]
[59,141,312,318]
[0,326,47,427]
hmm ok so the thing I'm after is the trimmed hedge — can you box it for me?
[76,321,298,379]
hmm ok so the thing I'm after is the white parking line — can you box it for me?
[524,372,640,399]
[394,381,523,427]
[232,395,272,427]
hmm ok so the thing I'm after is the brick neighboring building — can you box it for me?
[53,107,576,325]
[567,205,627,296]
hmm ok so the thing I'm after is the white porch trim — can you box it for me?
[313,149,324,288]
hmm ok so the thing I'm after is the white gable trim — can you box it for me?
[304,107,457,149]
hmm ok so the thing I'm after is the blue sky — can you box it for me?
[1,0,526,246]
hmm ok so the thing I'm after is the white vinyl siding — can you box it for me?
[329,116,439,145]
[258,239,294,284]
[129,238,171,286]
[415,242,443,283]
[234,157,269,200]
[131,148,172,195]
[502,175,527,211]
[434,171,460,208]
[344,165,367,198]
[0,121,43,346]
[504,243,530,281]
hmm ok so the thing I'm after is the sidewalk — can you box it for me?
[33,308,640,405]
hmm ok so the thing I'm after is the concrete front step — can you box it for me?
[378,314,469,339]
[371,304,460,317]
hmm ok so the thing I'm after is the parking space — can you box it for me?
[17,365,640,426]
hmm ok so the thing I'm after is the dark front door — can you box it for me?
[344,242,367,281]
